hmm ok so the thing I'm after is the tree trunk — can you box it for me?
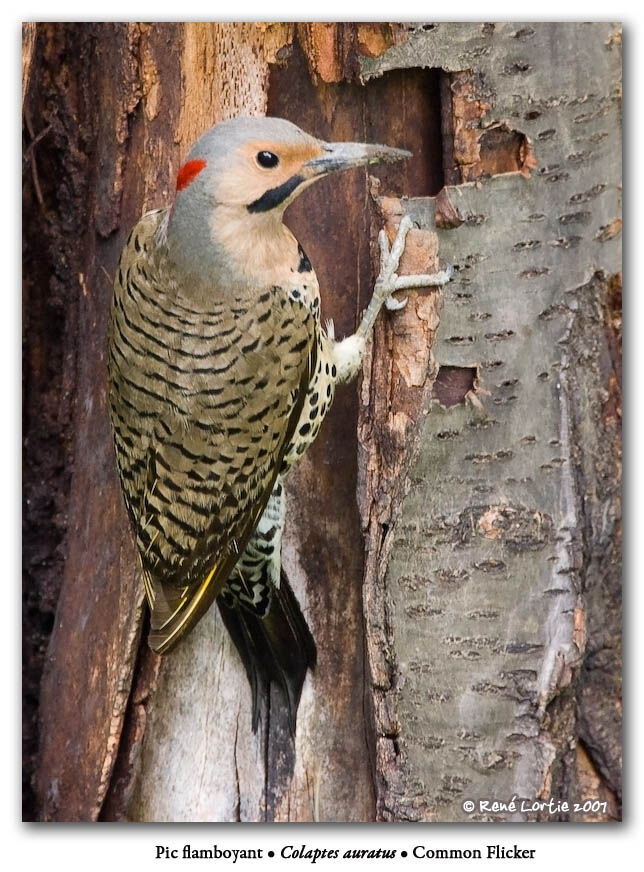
[23,22,621,823]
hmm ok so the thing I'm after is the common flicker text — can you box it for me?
[154,843,537,862]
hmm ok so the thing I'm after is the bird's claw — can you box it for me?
[392,262,454,291]
[377,217,454,312]
[378,228,391,273]
[377,216,412,286]
[385,294,408,311]
[359,216,451,339]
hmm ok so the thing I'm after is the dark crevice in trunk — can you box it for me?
[22,24,93,820]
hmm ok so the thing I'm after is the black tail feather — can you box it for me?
[217,569,316,733]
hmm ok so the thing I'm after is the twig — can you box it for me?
[23,109,48,208]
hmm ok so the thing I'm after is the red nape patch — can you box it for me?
[176,159,207,192]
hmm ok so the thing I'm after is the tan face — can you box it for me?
[213,139,325,207]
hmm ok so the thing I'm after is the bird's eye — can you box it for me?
[256,151,280,169]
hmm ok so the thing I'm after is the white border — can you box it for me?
[10,6,635,870]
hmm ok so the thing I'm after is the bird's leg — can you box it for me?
[333,215,453,383]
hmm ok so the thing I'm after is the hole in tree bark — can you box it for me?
[360,66,445,197]
[478,124,533,176]
[441,70,537,182]
[433,366,478,407]
[269,44,445,197]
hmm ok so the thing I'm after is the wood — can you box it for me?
[359,22,622,821]
[23,22,621,823]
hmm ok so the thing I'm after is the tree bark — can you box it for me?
[358,23,622,821]
[23,22,621,823]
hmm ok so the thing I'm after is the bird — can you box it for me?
[107,116,452,732]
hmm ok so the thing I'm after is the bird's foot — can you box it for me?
[384,262,454,310]
[357,216,454,337]
[378,216,454,311]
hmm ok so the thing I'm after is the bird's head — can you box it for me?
[166,116,411,287]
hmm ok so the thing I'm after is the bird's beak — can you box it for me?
[302,141,412,178]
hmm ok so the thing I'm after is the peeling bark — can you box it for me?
[295,22,407,84]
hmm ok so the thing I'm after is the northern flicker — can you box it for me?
[108,116,451,730]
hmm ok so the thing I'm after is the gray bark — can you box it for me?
[359,22,621,821]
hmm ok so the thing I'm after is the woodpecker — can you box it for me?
[108,116,451,731]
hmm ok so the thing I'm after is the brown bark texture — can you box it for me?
[23,22,621,822]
